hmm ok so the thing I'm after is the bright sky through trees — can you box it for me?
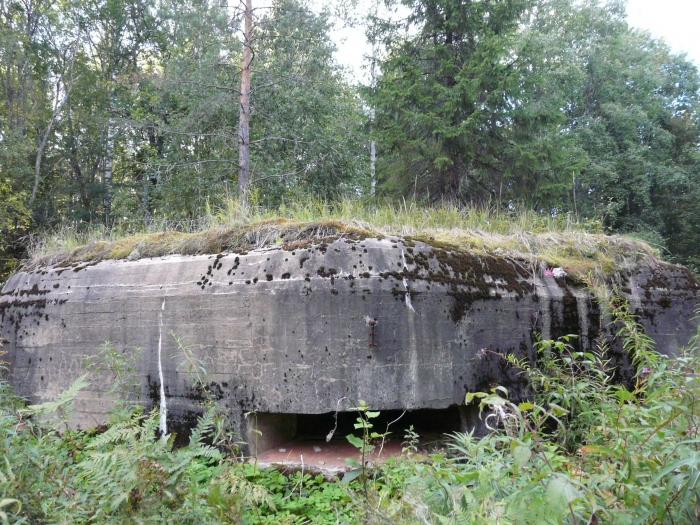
[326,0,700,83]
[626,0,700,67]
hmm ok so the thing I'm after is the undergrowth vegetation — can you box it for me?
[26,198,657,278]
[1,303,698,524]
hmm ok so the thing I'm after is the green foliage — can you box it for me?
[84,342,143,408]
[0,393,359,523]
[110,0,368,220]
[239,465,356,525]
[248,0,369,204]
[0,177,30,282]
[20,374,89,431]
[345,401,389,490]
[371,0,536,200]
[370,0,700,267]
[360,317,700,523]
[1,0,698,268]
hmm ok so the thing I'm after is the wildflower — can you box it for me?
[552,267,567,278]
[544,267,567,278]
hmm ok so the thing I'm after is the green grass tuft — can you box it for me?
[25,198,660,278]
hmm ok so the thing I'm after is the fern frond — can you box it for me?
[21,375,89,419]
[189,407,217,447]
[221,470,277,511]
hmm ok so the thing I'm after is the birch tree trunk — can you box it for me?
[31,55,76,207]
[104,96,115,224]
[368,1,378,197]
[237,0,253,202]
[370,139,376,196]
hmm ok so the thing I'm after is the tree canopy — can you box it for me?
[1,0,699,276]
[370,0,700,266]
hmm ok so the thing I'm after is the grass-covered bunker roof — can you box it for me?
[26,200,661,279]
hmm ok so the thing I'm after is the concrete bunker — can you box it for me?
[1,231,699,472]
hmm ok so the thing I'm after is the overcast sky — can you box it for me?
[626,0,700,66]
[327,0,700,83]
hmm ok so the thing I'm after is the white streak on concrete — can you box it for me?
[575,292,589,348]
[399,246,419,403]
[400,248,416,313]
[534,275,552,341]
[157,297,168,440]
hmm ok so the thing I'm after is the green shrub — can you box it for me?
[362,310,700,524]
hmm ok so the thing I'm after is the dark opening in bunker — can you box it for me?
[250,407,469,474]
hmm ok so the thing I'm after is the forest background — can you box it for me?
[1,0,699,280]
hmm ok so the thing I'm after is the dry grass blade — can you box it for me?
[23,198,659,278]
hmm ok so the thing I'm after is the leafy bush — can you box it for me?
[362,310,700,524]
[0,379,357,524]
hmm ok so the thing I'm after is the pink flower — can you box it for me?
[544,267,567,278]
[552,267,567,278]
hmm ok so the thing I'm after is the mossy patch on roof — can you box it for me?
[28,220,374,269]
[27,218,658,280]
[23,199,664,278]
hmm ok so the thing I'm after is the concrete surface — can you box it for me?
[1,236,698,456]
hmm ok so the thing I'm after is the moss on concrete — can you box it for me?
[28,220,375,270]
[25,216,659,281]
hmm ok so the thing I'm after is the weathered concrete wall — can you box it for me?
[1,236,698,442]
